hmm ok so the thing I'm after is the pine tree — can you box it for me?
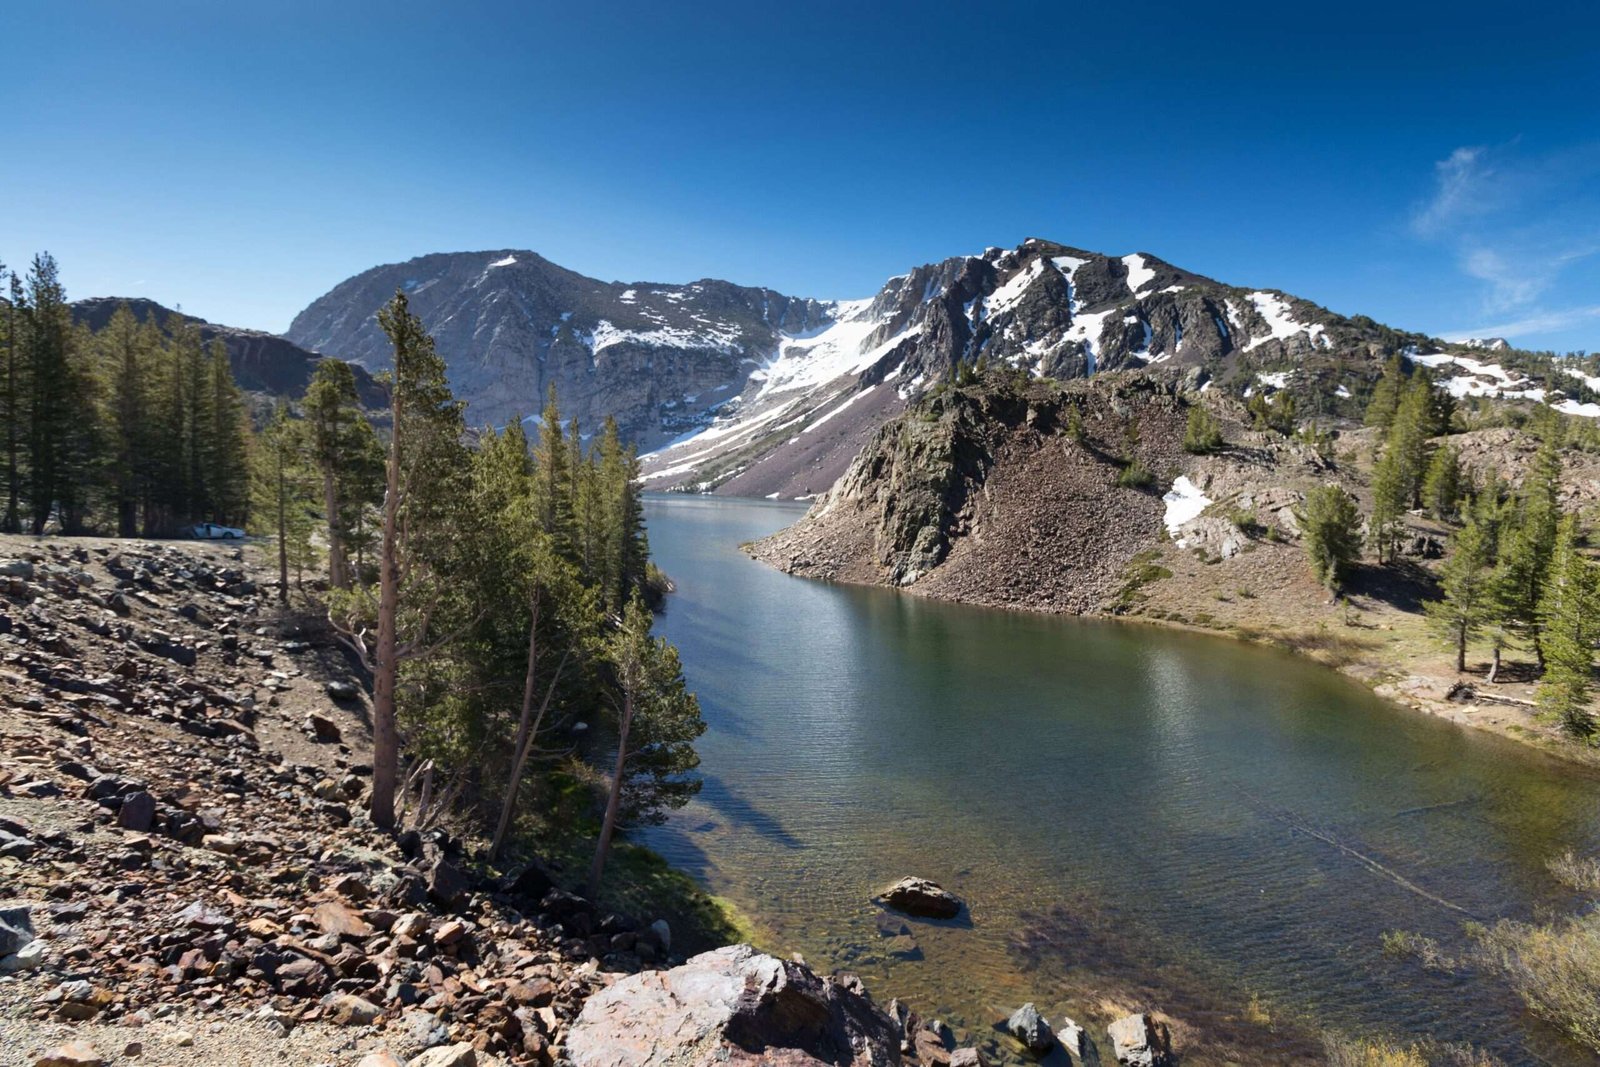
[1183,403,1223,454]
[205,339,251,524]
[1491,434,1565,671]
[303,359,376,587]
[24,253,74,533]
[1065,403,1086,443]
[1426,518,1493,672]
[533,386,572,552]
[1364,354,1406,431]
[146,319,189,534]
[1421,442,1461,520]
[1298,483,1363,590]
[252,403,314,603]
[0,263,23,532]
[1391,378,1434,505]
[1535,516,1599,737]
[340,291,467,830]
[588,593,705,897]
[93,304,153,536]
[1369,449,1407,563]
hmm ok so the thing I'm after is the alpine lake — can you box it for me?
[638,494,1600,1065]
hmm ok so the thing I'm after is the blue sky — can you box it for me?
[3,0,1598,352]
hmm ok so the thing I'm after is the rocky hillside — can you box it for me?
[70,298,386,410]
[749,369,1337,612]
[285,251,834,443]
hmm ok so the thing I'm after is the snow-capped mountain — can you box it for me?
[286,239,1593,502]
[637,238,1432,497]
[286,251,833,442]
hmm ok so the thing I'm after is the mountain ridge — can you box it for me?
[281,240,1598,501]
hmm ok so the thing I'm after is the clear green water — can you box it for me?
[639,494,1600,1064]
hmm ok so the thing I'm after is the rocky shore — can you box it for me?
[2,533,1141,1067]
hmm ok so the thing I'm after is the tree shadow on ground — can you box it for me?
[1345,558,1437,614]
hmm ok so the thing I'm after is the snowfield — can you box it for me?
[1163,476,1212,543]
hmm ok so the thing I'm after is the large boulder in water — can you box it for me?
[565,943,903,1066]
[1107,1013,1173,1066]
[876,877,963,919]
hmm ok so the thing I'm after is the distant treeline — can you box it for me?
[0,253,250,535]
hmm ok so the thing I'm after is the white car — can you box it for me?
[189,522,246,540]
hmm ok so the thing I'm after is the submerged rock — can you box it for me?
[565,943,902,1066]
[876,876,963,919]
[1006,1002,1055,1054]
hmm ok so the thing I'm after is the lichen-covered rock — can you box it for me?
[565,943,903,1066]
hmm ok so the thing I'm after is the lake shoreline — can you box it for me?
[741,540,1600,771]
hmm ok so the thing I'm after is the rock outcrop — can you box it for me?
[751,372,1204,613]
[565,944,904,1066]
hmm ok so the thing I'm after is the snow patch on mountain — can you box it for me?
[1068,308,1117,374]
[804,384,881,433]
[985,259,1050,319]
[748,300,886,397]
[586,318,744,356]
[1050,256,1088,310]
[1406,352,1594,412]
[1244,292,1308,350]
[487,255,517,269]
[1564,365,1600,392]
[1163,476,1212,543]
[1123,254,1157,295]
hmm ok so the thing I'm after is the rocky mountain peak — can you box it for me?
[286,250,835,443]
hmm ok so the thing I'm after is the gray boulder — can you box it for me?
[565,943,902,1066]
[876,876,963,919]
[1006,1002,1055,1054]
[0,904,34,957]
[1107,1014,1172,1067]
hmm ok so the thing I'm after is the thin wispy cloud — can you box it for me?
[1411,146,1497,238]
[1415,141,1600,343]
[1442,305,1600,343]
